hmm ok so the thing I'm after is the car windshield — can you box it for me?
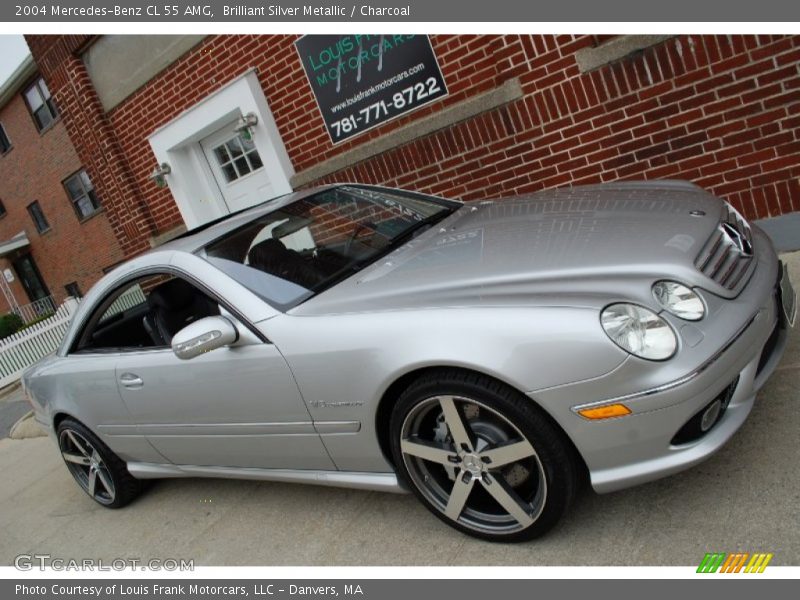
[202,185,458,310]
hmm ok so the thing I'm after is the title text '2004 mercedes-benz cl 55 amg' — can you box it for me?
[22,181,796,542]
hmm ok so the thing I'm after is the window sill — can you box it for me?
[77,208,105,224]
[575,35,674,73]
[36,117,61,137]
[1,146,13,157]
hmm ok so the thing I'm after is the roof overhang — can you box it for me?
[0,54,36,110]
[0,231,30,257]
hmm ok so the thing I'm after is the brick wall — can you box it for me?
[313,34,800,220]
[25,34,800,260]
[0,89,124,314]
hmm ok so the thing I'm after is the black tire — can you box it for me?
[389,369,578,542]
[56,418,142,509]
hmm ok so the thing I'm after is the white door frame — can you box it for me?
[148,69,294,229]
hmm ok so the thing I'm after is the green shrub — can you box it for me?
[0,313,24,340]
[17,312,55,331]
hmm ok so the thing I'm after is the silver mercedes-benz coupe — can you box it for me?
[22,181,795,542]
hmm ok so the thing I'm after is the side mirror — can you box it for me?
[171,316,238,360]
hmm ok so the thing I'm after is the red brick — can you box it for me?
[758,65,800,86]
[635,143,671,161]
[0,85,124,312]
[20,31,800,251]
[746,108,788,128]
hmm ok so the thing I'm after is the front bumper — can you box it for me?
[587,320,785,493]
[532,234,790,494]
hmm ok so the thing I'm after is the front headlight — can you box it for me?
[601,303,677,360]
[652,281,705,321]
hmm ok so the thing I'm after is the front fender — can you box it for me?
[260,306,626,471]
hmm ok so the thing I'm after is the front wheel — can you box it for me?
[389,371,579,542]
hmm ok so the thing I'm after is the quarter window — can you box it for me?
[27,201,50,234]
[0,123,11,153]
[63,170,101,219]
[24,77,59,132]
[211,134,264,183]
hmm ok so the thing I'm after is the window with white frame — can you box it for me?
[211,133,264,183]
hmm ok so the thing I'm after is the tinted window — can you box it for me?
[75,274,219,353]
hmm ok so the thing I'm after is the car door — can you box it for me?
[84,271,335,471]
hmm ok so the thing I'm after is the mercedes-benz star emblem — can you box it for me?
[721,222,753,257]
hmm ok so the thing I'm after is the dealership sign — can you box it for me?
[295,34,448,144]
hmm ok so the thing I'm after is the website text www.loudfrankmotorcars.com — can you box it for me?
[15,584,365,597]
[14,4,412,18]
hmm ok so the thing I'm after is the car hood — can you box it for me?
[292,181,731,316]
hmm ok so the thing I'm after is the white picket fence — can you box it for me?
[14,295,58,324]
[0,297,80,388]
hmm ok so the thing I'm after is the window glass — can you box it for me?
[63,170,101,219]
[27,201,50,233]
[77,274,220,352]
[24,78,59,132]
[64,176,83,198]
[99,283,148,324]
[211,133,264,183]
[204,186,456,310]
[24,85,43,112]
[0,123,11,153]
[39,78,51,98]
[64,282,82,298]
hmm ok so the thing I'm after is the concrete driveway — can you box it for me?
[1,257,798,567]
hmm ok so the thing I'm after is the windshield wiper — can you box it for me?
[390,209,453,247]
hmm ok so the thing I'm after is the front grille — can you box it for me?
[694,204,754,291]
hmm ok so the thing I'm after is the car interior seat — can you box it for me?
[142,278,219,346]
[247,238,323,289]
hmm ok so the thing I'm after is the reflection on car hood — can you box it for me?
[292,182,727,315]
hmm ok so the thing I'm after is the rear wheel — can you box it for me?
[389,371,578,542]
[57,419,141,508]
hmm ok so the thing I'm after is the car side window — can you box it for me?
[74,273,220,353]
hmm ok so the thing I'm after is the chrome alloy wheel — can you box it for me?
[58,428,116,505]
[400,395,547,535]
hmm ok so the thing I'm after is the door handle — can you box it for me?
[119,373,144,389]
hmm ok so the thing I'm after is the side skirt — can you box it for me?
[126,462,408,494]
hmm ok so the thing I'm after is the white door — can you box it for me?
[200,124,277,214]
